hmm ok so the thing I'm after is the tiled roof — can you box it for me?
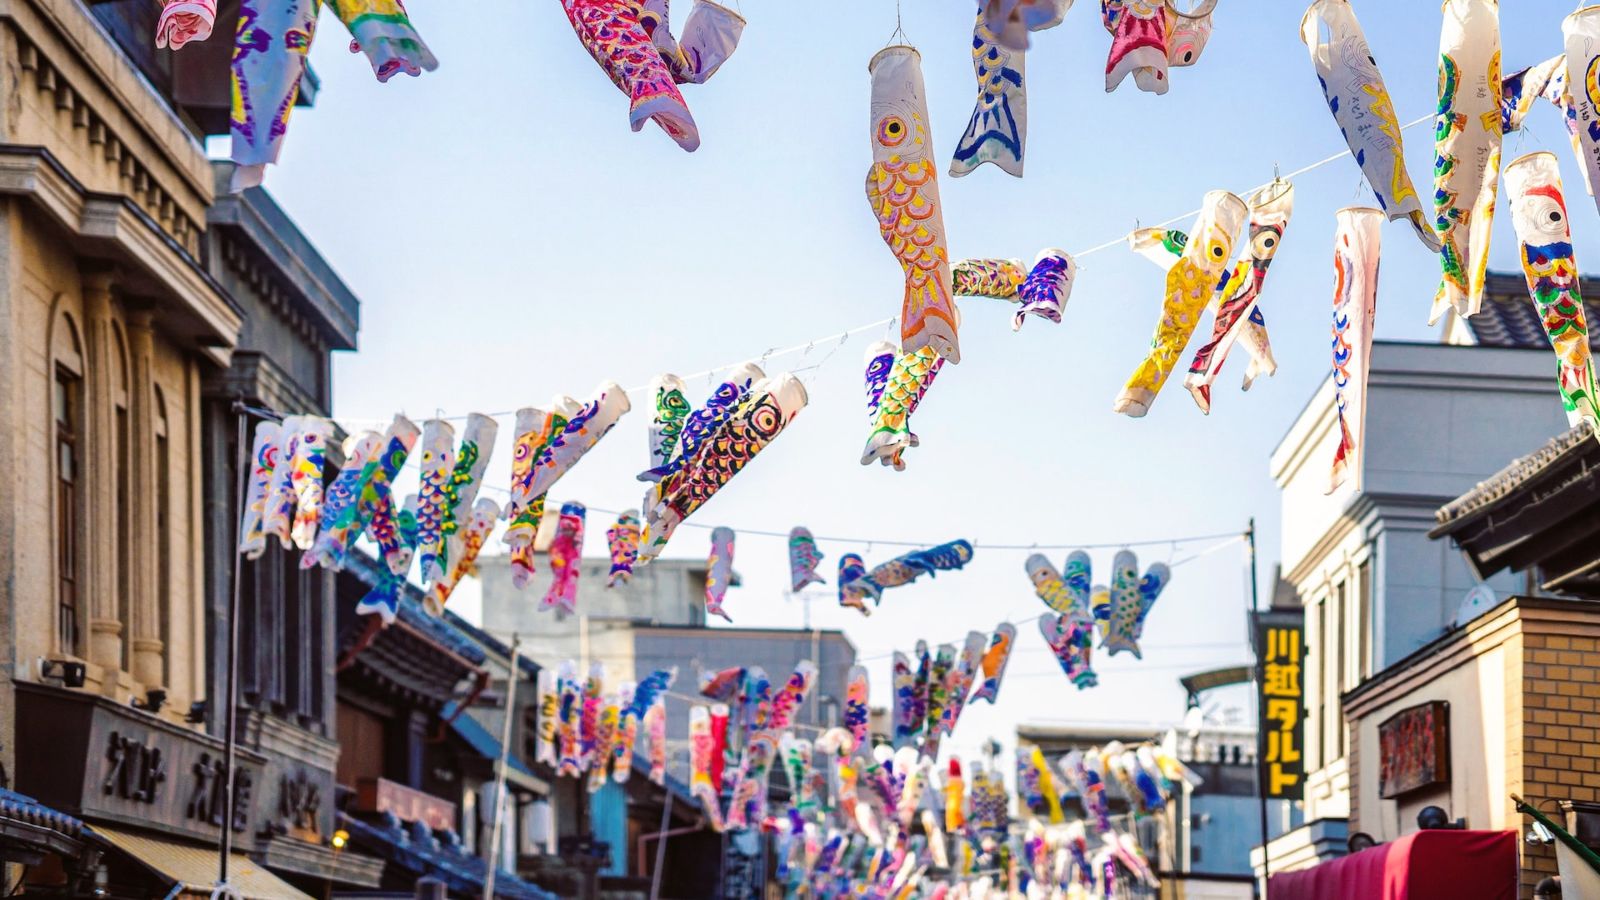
[440,701,537,779]
[0,788,84,837]
[337,811,557,900]
[1433,420,1596,529]
[1467,272,1600,350]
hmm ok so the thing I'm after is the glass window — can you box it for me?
[55,369,81,655]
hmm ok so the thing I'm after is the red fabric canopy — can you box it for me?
[1266,830,1518,900]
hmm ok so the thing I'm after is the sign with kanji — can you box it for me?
[1378,700,1450,798]
[1255,610,1305,800]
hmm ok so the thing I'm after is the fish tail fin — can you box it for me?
[949,95,1025,178]
[971,680,998,704]
[1102,634,1140,658]
[628,83,700,152]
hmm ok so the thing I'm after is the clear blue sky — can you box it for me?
[257,1,1594,766]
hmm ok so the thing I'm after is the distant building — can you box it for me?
[1262,336,1571,877]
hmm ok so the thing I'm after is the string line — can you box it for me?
[312,112,1431,428]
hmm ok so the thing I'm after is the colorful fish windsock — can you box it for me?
[708,703,730,792]
[640,0,747,86]
[705,526,736,622]
[505,384,629,586]
[642,364,763,484]
[861,342,944,471]
[700,666,745,701]
[838,553,870,614]
[542,501,587,614]
[1102,0,1216,95]
[641,374,691,480]
[1504,152,1600,439]
[156,0,216,49]
[845,665,871,756]
[1430,0,1501,325]
[911,641,932,733]
[788,526,825,592]
[283,417,329,551]
[260,415,304,548]
[951,12,1028,178]
[1101,550,1170,658]
[645,703,667,785]
[641,374,807,560]
[425,497,500,614]
[612,682,638,783]
[1327,207,1383,494]
[1567,9,1600,216]
[1129,226,1279,398]
[327,0,438,82]
[558,664,582,778]
[311,415,419,572]
[238,421,282,559]
[952,251,1075,331]
[971,622,1016,704]
[1184,181,1295,413]
[560,0,699,150]
[408,418,455,579]
[432,413,497,584]
[230,0,320,192]
[1030,745,1065,825]
[867,45,961,364]
[944,757,966,832]
[535,669,559,767]
[1116,189,1247,417]
[1040,612,1096,689]
[1301,0,1441,253]
[588,699,620,792]
[689,706,726,831]
[938,631,986,739]
[606,510,642,587]
[892,652,917,745]
[842,539,975,608]
[922,644,955,757]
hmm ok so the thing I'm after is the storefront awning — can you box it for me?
[93,826,313,900]
[1267,830,1517,900]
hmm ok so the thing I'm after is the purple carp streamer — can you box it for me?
[640,0,746,86]
[952,250,1075,331]
[1028,552,1096,688]
[1301,0,1441,252]
[1328,207,1383,494]
[1431,0,1501,325]
[641,364,762,483]
[788,526,825,592]
[230,0,321,192]
[641,374,808,561]
[705,526,737,622]
[837,553,869,614]
[606,510,642,587]
[841,540,975,609]
[1504,152,1600,440]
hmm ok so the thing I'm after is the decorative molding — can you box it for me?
[7,22,201,257]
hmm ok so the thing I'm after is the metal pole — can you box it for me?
[220,403,250,887]
[1246,519,1269,897]
[484,635,522,899]
[648,788,675,900]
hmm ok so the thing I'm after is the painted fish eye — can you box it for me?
[1208,240,1227,260]
[878,116,908,147]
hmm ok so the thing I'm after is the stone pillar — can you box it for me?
[125,307,163,688]
[80,272,122,674]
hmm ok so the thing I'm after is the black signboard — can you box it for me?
[1254,609,1305,800]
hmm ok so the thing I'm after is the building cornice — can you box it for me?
[0,144,238,360]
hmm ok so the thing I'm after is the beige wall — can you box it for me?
[3,198,207,712]
[1,0,237,788]
[1346,599,1600,898]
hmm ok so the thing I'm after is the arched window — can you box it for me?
[51,310,84,656]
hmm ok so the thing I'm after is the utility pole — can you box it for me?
[1246,519,1270,898]
[484,636,522,900]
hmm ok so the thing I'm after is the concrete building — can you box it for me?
[1262,338,1570,874]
